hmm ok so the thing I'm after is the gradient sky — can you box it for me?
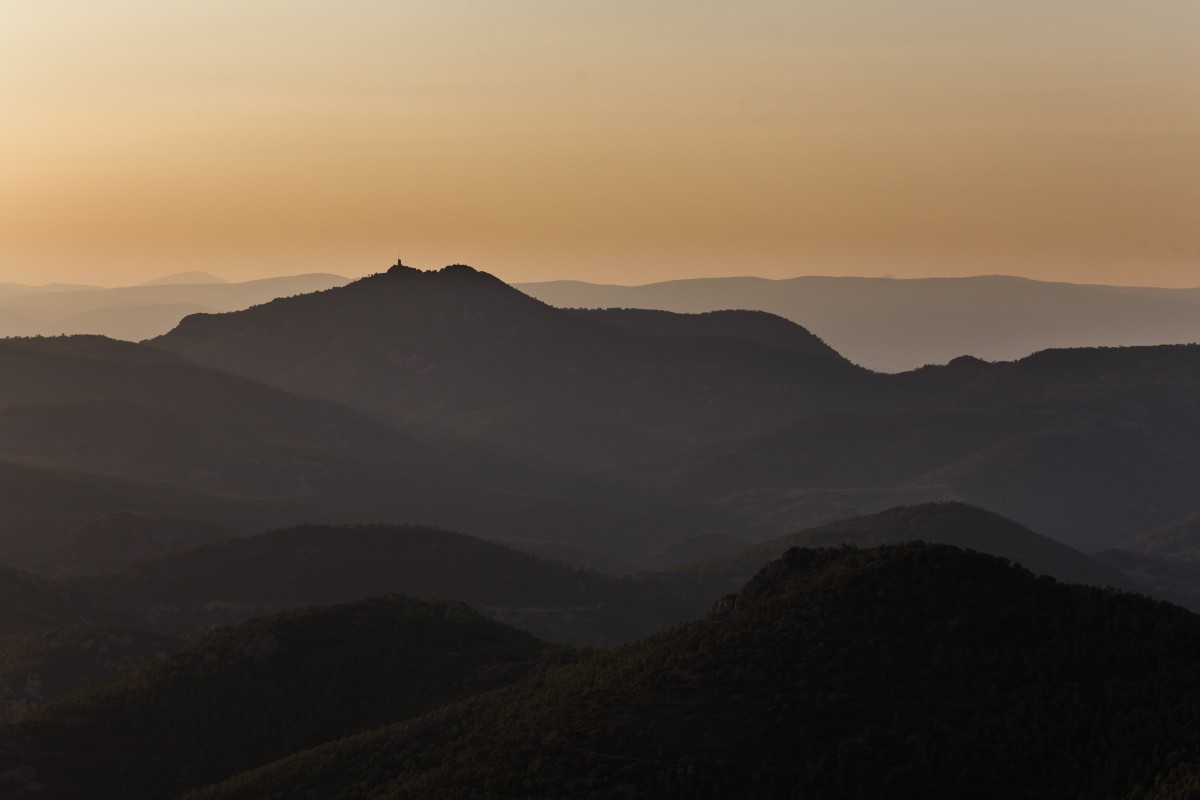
[3,1,1198,287]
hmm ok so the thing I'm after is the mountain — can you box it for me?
[63,523,689,644]
[517,274,1200,372]
[139,271,227,286]
[0,336,490,572]
[185,544,1200,800]
[147,264,1200,557]
[614,345,1200,552]
[0,596,554,799]
[0,273,348,341]
[152,263,881,486]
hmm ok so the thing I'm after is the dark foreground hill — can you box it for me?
[0,597,554,799]
[0,626,180,721]
[184,544,1200,800]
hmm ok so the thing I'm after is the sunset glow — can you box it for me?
[3,1,1198,286]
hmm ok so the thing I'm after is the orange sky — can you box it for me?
[2,1,1198,287]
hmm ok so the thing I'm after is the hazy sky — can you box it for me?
[3,1,1198,287]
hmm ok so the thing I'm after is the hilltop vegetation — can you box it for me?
[185,545,1200,800]
[0,597,554,799]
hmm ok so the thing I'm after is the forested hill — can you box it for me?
[0,597,555,799]
[186,544,1200,800]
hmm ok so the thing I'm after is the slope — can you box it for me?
[615,345,1200,552]
[151,262,881,483]
[0,336,490,571]
[0,596,553,799]
[190,544,1200,800]
[0,626,180,721]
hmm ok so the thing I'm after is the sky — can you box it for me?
[2,1,1198,288]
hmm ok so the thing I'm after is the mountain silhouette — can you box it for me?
[152,263,880,486]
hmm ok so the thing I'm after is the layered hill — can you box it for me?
[63,523,688,644]
[617,345,1200,551]
[143,264,1200,557]
[0,597,554,799]
[0,335,492,572]
[187,544,1200,800]
[151,263,881,484]
[518,274,1200,372]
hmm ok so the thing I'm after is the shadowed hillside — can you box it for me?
[62,524,691,645]
[183,544,1200,800]
[0,597,555,799]
[616,345,1200,552]
[0,626,180,721]
[0,335,497,571]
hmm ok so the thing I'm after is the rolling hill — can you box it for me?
[0,597,554,799]
[614,345,1200,552]
[62,523,690,645]
[0,335,496,572]
[184,544,1200,800]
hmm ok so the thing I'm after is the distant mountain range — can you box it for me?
[517,274,1200,372]
[147,263,1200,556]
[0,273,348,340]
